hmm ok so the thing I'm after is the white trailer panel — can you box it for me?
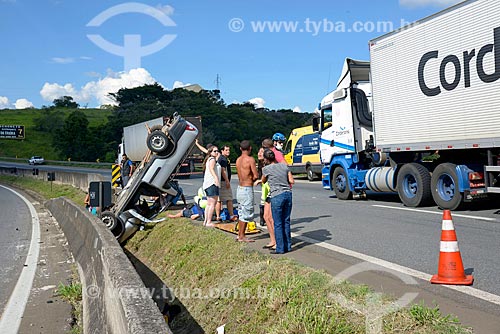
[369,0,500,151]
[123,117,164,161]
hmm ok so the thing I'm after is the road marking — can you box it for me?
[0,185,41,333]
[372,204,498,222]
[290,231,500,306]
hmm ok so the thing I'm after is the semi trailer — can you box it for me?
[316,0,500,210]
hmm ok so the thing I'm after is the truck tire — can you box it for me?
[333,167,352,200]
[306,166,315,182]
[431,163,463,210]
[396,163,432,207]
[100,211,125,238]
[147,130,172,155]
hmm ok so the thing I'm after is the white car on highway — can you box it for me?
[28,156,45,165]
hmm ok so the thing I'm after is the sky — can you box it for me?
[0,0,463,112]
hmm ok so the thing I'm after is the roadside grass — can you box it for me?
[0,174,471,334]
[56,280,83,334]
[125,219,472,334]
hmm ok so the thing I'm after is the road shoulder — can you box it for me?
[17,189,74,333]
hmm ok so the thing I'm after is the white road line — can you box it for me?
[290,231,500,306]
[0,185,41,333]
[372,204,498,222]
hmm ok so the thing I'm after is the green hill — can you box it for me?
[0,108,110,160]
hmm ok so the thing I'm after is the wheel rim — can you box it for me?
[436,173,455,202]
[336,173,347,192]
[150,134,166,150]
[102,215,114,228]
[402,174,417,199]
[307,168,313,180]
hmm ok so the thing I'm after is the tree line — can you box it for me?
[34,84,314,162]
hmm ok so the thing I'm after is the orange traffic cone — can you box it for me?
[430,210,473,285]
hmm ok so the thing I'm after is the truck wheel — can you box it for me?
[147,130,170,155]
[431,163,463,210]
[333,167,352,200]
[396,163,432,207]
[100,211,125,238]
[306,166,315,181]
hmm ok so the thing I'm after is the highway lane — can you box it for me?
[0,186,32,316]
[176,175,500,298]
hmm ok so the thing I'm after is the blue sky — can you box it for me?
[0,0,461,111]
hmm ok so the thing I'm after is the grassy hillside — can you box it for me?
[0,108,110,160]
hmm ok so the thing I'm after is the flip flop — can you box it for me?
[263,244,275,249]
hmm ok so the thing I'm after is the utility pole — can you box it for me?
[215,74,221,91]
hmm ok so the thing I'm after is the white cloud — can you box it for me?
[14,98,34,109]
[0,96,10,109]
[40,68,157,106]
[399,0,462,8]
[248,97,266,109]
[172,80,191,89]
[293,106,302,113]
[51,57,75,64]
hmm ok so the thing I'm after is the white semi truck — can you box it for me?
[316,0,500,210]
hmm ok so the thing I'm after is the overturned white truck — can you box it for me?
[102,113,199,242]
[316,0,500,209]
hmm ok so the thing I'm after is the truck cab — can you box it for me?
[316,59,377,198]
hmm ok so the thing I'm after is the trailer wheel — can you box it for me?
[147,130,171,155]
[100,211,125,238]
[333,167,352,200]
[306,166,315,182]
[431,163,463,210]
[396,163,432,207]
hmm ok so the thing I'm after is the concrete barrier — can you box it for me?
[0,166,107,192]
[46,198,171,334]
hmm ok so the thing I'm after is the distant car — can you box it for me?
[28,156,45,165]
[100,113,199,243]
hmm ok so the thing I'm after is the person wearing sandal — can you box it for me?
[202,146,221,227]
[262,149,294,254]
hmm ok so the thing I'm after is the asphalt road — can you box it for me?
[0,186,32,316]
[176,175,500,298]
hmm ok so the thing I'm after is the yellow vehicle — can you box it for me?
[283,125,322,181]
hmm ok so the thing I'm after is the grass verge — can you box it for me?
[125,219,472,334]
[0,174,472,334]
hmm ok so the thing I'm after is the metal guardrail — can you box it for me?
[0,156,113,168]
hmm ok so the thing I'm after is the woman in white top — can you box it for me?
[202,146,221,227]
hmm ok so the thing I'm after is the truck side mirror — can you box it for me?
[312,117,319,132]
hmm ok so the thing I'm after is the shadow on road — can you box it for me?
[125,250,205,334]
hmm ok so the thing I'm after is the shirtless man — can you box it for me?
[235,140,259,242]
